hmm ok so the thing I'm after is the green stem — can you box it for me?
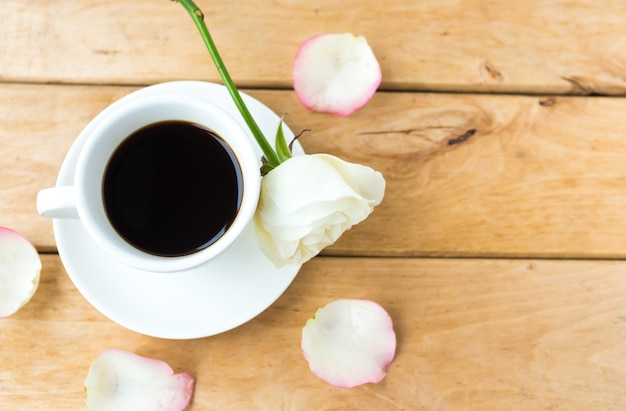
[174,0,280,167]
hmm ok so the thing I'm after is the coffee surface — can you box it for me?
[103,120,242,257]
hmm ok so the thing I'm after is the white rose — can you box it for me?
[254,153,385,266]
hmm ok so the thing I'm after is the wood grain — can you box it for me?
[6,83,626,258]
[2,255,626,410]
[2,0,626,94]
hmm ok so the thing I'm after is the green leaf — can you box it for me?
[274,118,292,163]
[260,156,275,175]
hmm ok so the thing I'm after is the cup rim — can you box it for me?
[74,94,261,272]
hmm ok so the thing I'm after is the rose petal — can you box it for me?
[262,155,366,214]
[255,154,385,266]
[302,299,396,388]
[0,227,41,318]
[293,33,381,116]
[258,213,351,264]
[84,349,194,411]
[314,154,385,207]
[260,198,369,238]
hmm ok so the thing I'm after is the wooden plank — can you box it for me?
[2,255,626,410]
[4,83,626,258]
[2,1,626,94]
[319,92,626,259]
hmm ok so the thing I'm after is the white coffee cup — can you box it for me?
[37,94,261,272]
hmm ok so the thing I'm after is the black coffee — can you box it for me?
[103,120,242,257]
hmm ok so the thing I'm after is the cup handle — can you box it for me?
[36,186,79,219]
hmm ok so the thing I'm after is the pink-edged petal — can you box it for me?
[84,349,194,411]
[293,33,381,116]
[0,227,41,318]
[301,299,396,388]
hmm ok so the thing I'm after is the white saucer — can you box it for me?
[53,81,302,339]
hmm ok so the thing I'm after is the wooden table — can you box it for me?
[3,1,626,409]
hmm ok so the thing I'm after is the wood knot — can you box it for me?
[448,129,476,146]
[539,97,556,107]
[483,61,504,81]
